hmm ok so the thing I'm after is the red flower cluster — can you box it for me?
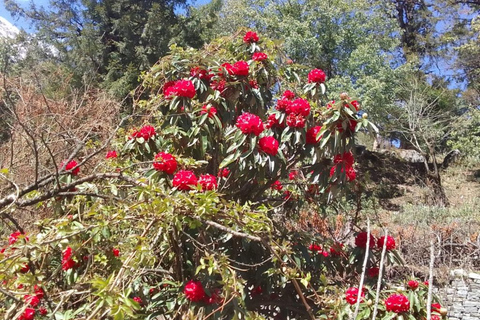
[265,113,282,129]
[271,180,283,191]
[231,61,249,76]
[172,170,198,191]
[258,136,279,156]
[199,174,217,191]
[286,98,311,117]
[217,168,230,178]
[201,105,217,118]
[18,285,46,319]
[331,151,356,181]
[407,280,419,290]
[169,79,196,99]
[309,243,329,257]
[112,248,120,257]
[184,280,206,302]
[282,90,295,100]
[276,98,292,112]
[377,235,396,251]
[62,160,80,176]
[286,113,306,128]
[236,113,264,136]
[62,247,76,271]
[153,152,177,174]
[345,287,365,305]
[289,170,298,180]
[190,67,213,81]
[243,31,259,43]
[385,293,410,313]
[308,68,326,83]
[354,232,376,249]
[347,100,360,111]
[19,308,35,320]
[252,52,268,61]
[130,125,156,140]
[432,303,442,313]
[9,231,28,245]
[210,79,226,93]
[105,150,117,159]
[329,242,344,256]
[306,126,323,144]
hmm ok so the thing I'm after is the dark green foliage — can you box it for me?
[4,0,206,97]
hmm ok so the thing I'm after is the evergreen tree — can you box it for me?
[5,0,205,97]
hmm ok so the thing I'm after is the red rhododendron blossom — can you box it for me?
[249,79,259,89]
[184,280,206,302]
[204,288,222,305]
[385,294,410,313]
[308,68,326,83]
[355,232,376,249]
[407,280,419,290]
[24,295,40,307]
[133,296,143,305]
[345,287,364,305]
[243,31,259,43]
[276,98,293,111]
[9,231,28,245]
[61,247,76,271]
[62,160,80,176]
[258,136,279,156]
[20,264,30,273]
[431,303,441,312]
[34,285,44,299]
[252,52,268,61]
[200,105,217,118]
[231,61,249,76]
[424,280,429,286]
[330,165,356,181]
[265,113,281,129]
[283,190,292,200]
[271,180,283,191]
[431,315,441,320]
[377,235,396,251]
[217,168,230,178]
[309,243,323,254]
[367,267,380,278]
[153,152,177,174]
[39,307,48,316]
[282,90,295,100]
[112,248,120,257]
[287,98,310,116]
[236,113,264,136]
[306,126,323,144]
[289,170,298,180]
[336,119,357,132]
[329,243,344,256]
[172,80,196,99]
[130,125,156,140]
[350,100,360,111]
[105,150,117,159]
[199,174,218,191]
[210,79,226,92]
[163,81,176,97]
[286,113,306,128]
[251,286,263,296]
[326,100,336,109]
[19,308,35,320]
[172,170,198,191]
[334,152,355,166]
[190,67,212,81]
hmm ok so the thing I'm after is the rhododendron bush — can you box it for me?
[0,31,446,320]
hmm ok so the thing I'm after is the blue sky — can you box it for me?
[0,0,211,30]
